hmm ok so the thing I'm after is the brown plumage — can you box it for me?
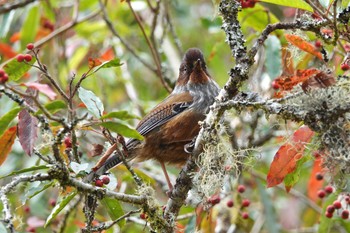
[87,48,220,188]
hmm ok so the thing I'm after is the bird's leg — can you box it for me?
[160,162,173,191]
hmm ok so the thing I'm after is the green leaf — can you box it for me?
[284,155,310,191]
[265,35,281,80]
[0,165,49,179]
[3,57,36,81]
[257,180,279,233]
[20,4,40,50]
[342,0,350,8]
[68,46,89,71]
[27,181,55,199]
[91,58,123,74]
[238,4,279,32]
[259,0,313,12]
[185,215,196,233]
[36,100,66,114]
[78,87,104,118]
[100,122,143,140]
[100,197,125,228]
[45,190,77,227]
[0,107,21,137]
[0,222,7,233]
[0,12,15,37]
[101,110,140,120]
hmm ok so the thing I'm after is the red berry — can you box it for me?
[43,21,54,31]
[209,195,221,205]
[102,176,110,184]
[26,43,34,50]
[325,185,333,194]
[227,200,234,208]
[342,210,349,219]
[242,199,250,208]
[313,151,321,159]
[24,206,30,213]
[0,74,8,84]
[333,201,342,209]
[17,54,25,62]
[64,137,72,148]
[271,80,280,90]
[317,190,326,198]
[26,226,36,232]
[238,185,246,193]
[341,63,350,71]
[49,198,56,207]
[95,179,103,187]
[315,40,322,48]
[140,213,147,219]
[326,205,335,214]
[325,211,333,218]
[0,69,5,77]
[24,54,32,62]
[242,212,249,219]
[345,196,350,204]
[315,172,323,180]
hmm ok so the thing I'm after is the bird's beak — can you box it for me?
[189,59,210,84]
[193,59,202,71]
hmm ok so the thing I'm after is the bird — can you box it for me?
[87,48,220,189]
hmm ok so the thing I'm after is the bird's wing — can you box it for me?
[136,92,193,136]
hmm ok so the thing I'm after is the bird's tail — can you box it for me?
[84,140,139,182]
[84,155,124,182]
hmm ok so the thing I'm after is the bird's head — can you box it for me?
[176,48,211,86]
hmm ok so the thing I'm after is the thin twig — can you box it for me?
[89,209,141,232]
[250,170,322,213]
[127,0,172,93]
[98,0,157,73]
[5,84,67,125]
[0,0,36,14]
[34,9,101,49]
[304,0,332,22]
[333,0,339,45]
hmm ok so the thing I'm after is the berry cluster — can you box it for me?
[0,69,9,84]
[317,185,333,199]
[208,184,251,220]
[17,54,32,63]
[16,43,35,63]
[325,194,350,219]
[94,176,110,187]
[239,0,257,8]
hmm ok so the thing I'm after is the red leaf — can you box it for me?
[9,32,21,43]
[88,57,102,69]
[100,48,115,61]
[307,155,324,201]
[285,34,323,60]
[18,109,38,156]
[0,126,17,166]
[274,68,321,98]
[0,43,17,59]
[21,82,57,100]
[281,47,294,76]
[267,126,315,188]
[301,72,336,92]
